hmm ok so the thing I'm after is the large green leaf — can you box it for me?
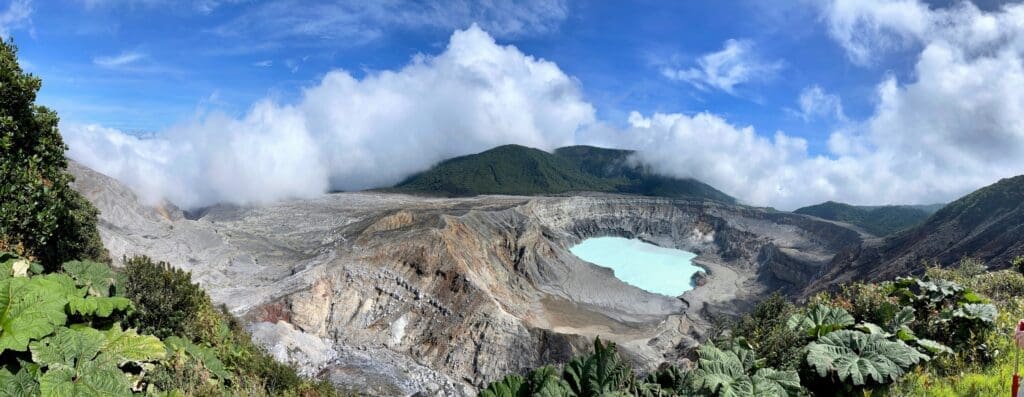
[806,330,928,386]
[751,368,801,395]
[563,338,632,396]
[692,344,799,397]
[61,260,118,297]
[787,304,855,338]
[952,303,997,323]
[0,274,75,353]
[0,367,40,397]
[67,295,133,317]
[38,359,130,397]
[480,375,528,397]
[100,324,166,365]
[914,338,953,355]
[30,325,165,397]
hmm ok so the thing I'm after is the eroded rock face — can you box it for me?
[69,162,862,396]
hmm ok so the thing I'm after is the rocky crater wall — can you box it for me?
[69,163,864,396]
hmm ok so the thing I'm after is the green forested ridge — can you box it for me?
[793,201,932,236]
[393,144,736,203]
[480,262,1009,396]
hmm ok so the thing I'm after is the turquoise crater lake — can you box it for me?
[569,236,704,297]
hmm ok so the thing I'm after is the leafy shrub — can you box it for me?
[121,255,337,396]
[887,277,996,364]
[787,304,855,338]
[690,343,802,397]
[719,293,807,370]
[0,39,107,270]
[482,273,1002,397]
[832,282,901,326]
[479,365,572,397]
[122,256,217,341]
[0,253,165,396]
[806,330,927,390]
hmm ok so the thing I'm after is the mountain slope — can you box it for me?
[394,144,736,203]
[806,175,1024,292]
[794,201,931,236]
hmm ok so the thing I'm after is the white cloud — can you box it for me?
[93,51,146,68]
[65,25,594,209]
[66,3,1024,211]
[621,1,1024,209]
[253,60,272,67]
[661,39,783,94]
[796,85,846,122]
[0,0,32,39]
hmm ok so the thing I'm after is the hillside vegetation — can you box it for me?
[393,144,736,203]
[481,259,1016,396]
[0,39,335,396]
[811,174,1024,288]
[793,201,932,236]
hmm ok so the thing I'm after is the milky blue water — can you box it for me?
[569,236,704,296]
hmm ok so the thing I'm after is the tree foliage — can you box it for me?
[121,256,215,341]
[0,39,107,270]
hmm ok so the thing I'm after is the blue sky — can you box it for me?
[20,1,880,153]
[7,0,1024,210]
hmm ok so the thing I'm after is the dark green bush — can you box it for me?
[719,293,808,370]
[122,255,216,341]
[0,38,107,270]
[121,255,338,396]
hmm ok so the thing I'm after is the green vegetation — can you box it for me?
[0,253,338,396]
[883,259,1024,396]
[481,263,1002,396]
[121,256,217,341]
[393,144,736,203]
[0,39,107,270]
[0,255,166,396]
[793,201,932,236]
[924,174,1024,231]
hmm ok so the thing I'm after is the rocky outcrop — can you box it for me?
[69,163,863,396]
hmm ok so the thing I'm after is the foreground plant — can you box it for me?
[0,253,165,396]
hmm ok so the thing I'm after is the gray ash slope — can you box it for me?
[69,161,864,396]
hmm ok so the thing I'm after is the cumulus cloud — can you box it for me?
[795,85,847,122]
[65,2,1024,211]
[620,0,1024,209]
[0,0,31,39]
[661,39,784,94]
[65,25,593,209]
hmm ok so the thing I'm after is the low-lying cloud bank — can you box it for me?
[66,1,1024,210]
[66,25,593,209]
